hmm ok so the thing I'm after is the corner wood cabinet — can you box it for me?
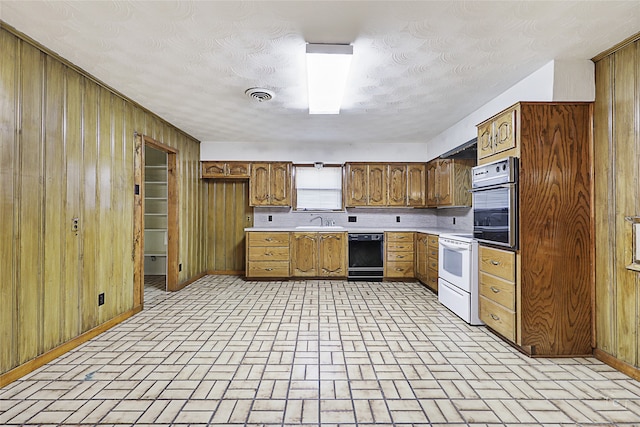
[384,232,415,278]
[290,232,347,277]
[345,163,426,207]
[426,159,473,207]
[477,102,593,356]
[250,162,292,206]
[246,232,290,278]
[201,161,250,179]
[416,233,439,292]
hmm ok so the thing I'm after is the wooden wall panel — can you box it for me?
[207,180,250,273]
[594,35,640,373]
[0,29,18,373]
[0,25,206,379]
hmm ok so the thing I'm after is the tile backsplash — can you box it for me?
[253,206,473,232]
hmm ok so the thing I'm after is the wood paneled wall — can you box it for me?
[0,26,207,378]
[593,34,640,376]
[207,180,252,273]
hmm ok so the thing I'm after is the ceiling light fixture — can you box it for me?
[306,43,353,115]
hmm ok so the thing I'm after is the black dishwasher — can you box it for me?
[348,233,384,280]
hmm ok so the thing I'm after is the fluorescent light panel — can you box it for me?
[306,43,353,114]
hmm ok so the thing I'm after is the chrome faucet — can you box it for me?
[310,215,324,226]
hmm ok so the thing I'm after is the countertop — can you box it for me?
[244,226,463,235]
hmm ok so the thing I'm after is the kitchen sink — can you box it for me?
[294,226,345,231]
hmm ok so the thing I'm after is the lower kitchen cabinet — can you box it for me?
[246,232,290,278]
[479,245,516,342]
[291,232,348,278]
[416,233,438,291]
[385,232,415,278]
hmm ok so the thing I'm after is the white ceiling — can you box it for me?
[1,1,639,145]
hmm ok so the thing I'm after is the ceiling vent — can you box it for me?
[245,87,274,102]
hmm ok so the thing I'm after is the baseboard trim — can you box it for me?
[171,271,209,291]
[594,348,640,381]
[207,270,244,276]
[1,305,142,388]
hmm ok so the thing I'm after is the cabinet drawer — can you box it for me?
[480,271,515,310]
[479,246,515,281]
[386,261,414,277]
[386,232,414,242]
[247,232,290,247]
[428,248,439,259]
[427,258,438,270]
[387,242,415,252]
[387,251,413,261]
[480,295,516,342]
[248,246,290,262]
[247,261,289,277]
[427,235,439,246]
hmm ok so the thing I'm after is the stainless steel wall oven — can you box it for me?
[348,233,384,280]
[471,157,518,249]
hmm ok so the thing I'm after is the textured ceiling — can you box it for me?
[1,1,639,145]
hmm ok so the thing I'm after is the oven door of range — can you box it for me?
[438,237,473,293]
[471,183,517,249]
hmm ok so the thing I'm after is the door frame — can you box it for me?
[133,133,179,308]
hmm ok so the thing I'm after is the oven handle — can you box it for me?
[469,183,516,192]
[439,240,469,251]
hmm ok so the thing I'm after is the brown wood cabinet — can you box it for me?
[291,232,347,277]
[249,162,292,206]
[477,102,593,357]
[415,233,438,291]
[477,104,519,163]
[201,161,250,179]
[384,232,415,278]
[245,232,291,278]
[426,158,473,207]
[345,162,426,207]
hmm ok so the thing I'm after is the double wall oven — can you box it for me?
[471,156,519,249]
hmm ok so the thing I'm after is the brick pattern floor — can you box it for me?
[1,275,640,426]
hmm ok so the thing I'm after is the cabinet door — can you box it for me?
[415,234,429,278]
[319,233,347,277]
[407,163,426,206]
[368,164,387,206]
[250,163,271,206]
[492,107,517,155]
[388,164,407,206]
[291,233,318,276]
[477,121,494,160]
[227,162,250,178]
[345,163,368,206]
[426,160,439,207]
[201,161,226,178]
[436,159,452,206]
[269,162,291,206]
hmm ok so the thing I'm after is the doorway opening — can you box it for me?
[133,134,179,308]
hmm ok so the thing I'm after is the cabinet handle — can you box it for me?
[397,255,405,259]
[490,286,500,293]
[490,260,501,266]
[265,238,273,242]
[265,268,273,271]
[490,313,500,321]
[266,252,272,256]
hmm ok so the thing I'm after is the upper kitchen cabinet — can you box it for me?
[426,159,473,207]
[250,162,292,206]
[407,163,426,207]
[345,162,426,207]
[477,104,519,163]
[201,161,250,179]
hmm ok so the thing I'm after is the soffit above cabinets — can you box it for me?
[2,1,639,145]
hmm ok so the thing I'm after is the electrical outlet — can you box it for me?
[98,293,105,306]
[268,215,272,222]
[453,217,456,225]
[348,216,357,223]
[396,216,400,223]
[179,263,182,272]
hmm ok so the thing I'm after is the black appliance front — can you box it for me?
[348,233,384,280]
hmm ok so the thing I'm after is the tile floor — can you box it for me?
[1,275,640,426]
